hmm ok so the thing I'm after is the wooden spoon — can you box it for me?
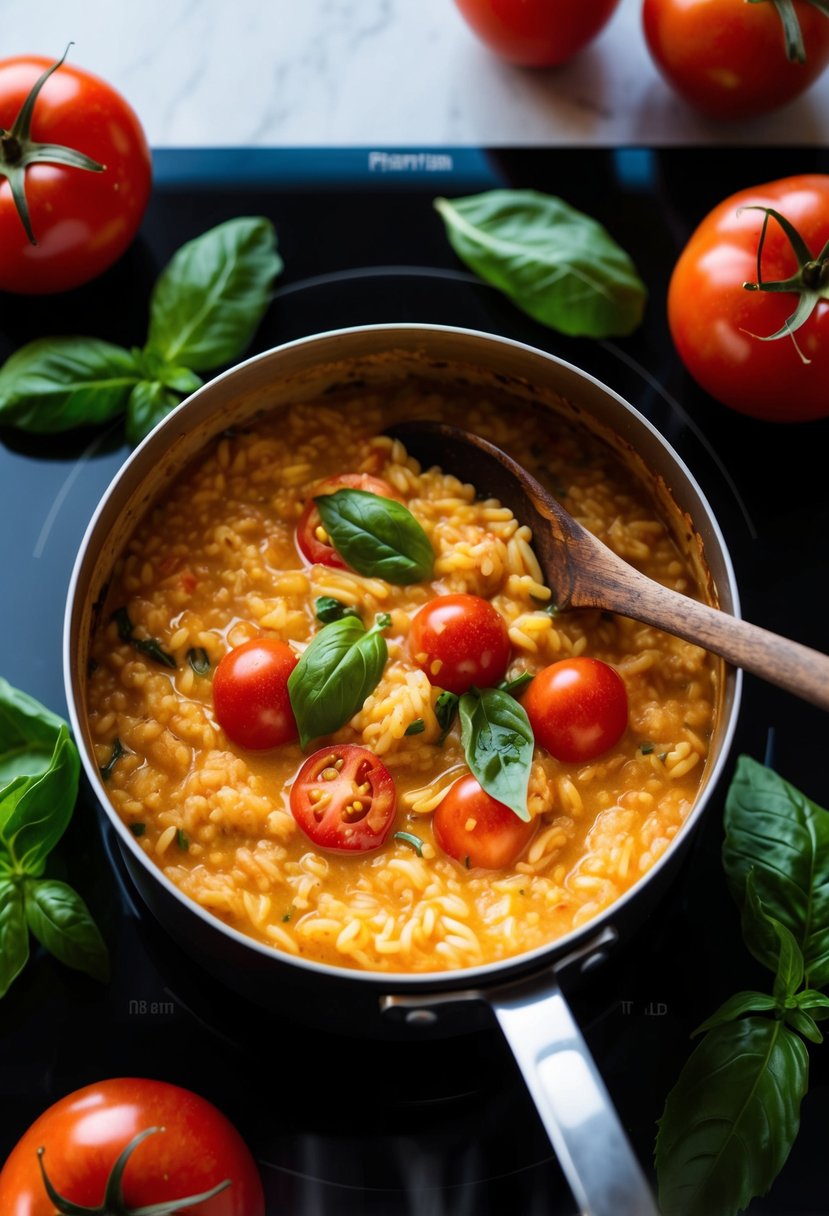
[387,420,829,712]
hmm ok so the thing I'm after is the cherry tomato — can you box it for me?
[290,744,397,852]
[409,594,511,695]
[433,774,536,869]
[0,1077,265,1216]
[522,657,628,763]
[643,0,829,121]
[668,175,829,422]
[295,473,396,568]
[0,52,152,294]
[454,0,622,67]
[212,637,298,749]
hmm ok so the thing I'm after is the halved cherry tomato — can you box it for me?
[454,0,622,67]
[522,657,628,763]
[212,637,298,749]
[295,473,396,568]
[433,774,536,869]
[290,744,397,852]
[409,594,511,695]
[0,1077,265,1216]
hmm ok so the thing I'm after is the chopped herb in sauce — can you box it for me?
[315,596,362,625]
[394,831,425,856]
[404,719,426,736]
[498,671,534,698]
[640,742,654,755]
[112,607,177,669]
[282,905,295,923]
[176,829,189,851]
[187,647,211,676]
[129,823,146,838]
[435,690,459,746]
[100,737,125,782]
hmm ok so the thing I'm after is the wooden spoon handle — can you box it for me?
[596,562,829,711]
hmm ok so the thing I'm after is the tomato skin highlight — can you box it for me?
[212,637,298,750]
[433,775,536,869]
[295,473,396,568]
[0,1077,265,1216]
[0,55,152,294]
[642,0,829,121]
[454,0,622,67]
[409,594,511,695]
[290,744,397,852]
[668,175,829,422]
[522,657,628,763]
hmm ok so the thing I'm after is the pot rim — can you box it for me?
[63,321,743,992]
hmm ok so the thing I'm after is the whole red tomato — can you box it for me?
[454,0,622,67]
[212,637,299,750]
[433,774,536,868]
[0,50,152,294]
[668,174,829,422]
[643,0,829,120]
[0,1077,265,1215]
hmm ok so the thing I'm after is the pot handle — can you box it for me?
[489,972,660,1216]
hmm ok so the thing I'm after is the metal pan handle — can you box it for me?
[489,969,659,1216]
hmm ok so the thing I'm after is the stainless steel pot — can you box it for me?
[64,323,742,1216]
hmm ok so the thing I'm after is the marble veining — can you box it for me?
[6,0,829,145]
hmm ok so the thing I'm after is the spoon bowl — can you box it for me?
[388,419,829,712]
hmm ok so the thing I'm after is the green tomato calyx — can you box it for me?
[751,0,829,65]
[36,1126,231,1216]
[0,44,104,245]
[740,204,829,365]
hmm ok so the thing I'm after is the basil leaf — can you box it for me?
[187,648,211,676]
[434,190,647,339]
[0,726,80,876]
[0,676,65,787]
[145,217,282,371]
[24,878,109,983]
[288,615,389,748]
[112,606,177,668]
[794,989,829,1016]
[784,1008,824,1045]
[99,737,125,783]
[315,490,433,585]
[315,596,362,625]
[0,337,140,432]
[656,1017,808,1216]
[498,671,534,697]
[692,990,779,1036]
[723,756,829,988]
[459,688,533,822]
[405,719,426,736]
[435,690,459,746]
[0,880,29,998]
[126,380,182,446]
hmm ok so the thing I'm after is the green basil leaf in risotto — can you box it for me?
[434,190,647,339]
[498,671,534,698]
[99,737,125,783]
[0,337,141,433]
[0,880,29,999]
[314,489,433,585]
[655,1017,807,1216]
[24,879,110,983]
[723,756,829,989]
[434,690,459,746]
[144,216,283,372]
[315,596,362,625]
[288,615,390,748]
[459,688,533,823]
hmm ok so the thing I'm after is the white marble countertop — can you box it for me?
[7,0,829,147]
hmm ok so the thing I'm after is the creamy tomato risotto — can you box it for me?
[85,386,717,973]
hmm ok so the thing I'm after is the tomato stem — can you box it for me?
[36,1127,232,1216]
[0,44,105,244]
[739,204,829,362]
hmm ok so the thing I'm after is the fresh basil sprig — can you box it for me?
[315,596,362,625]
[655,758,829,1216]
[288,614,391,748]
[315,489,434,585]
[0,677,109,999]
[0,217,282,444]
[435,690,459,746]
[434,189,647,339]
[459,687,534,822]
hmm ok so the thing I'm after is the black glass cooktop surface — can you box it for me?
[1,147,827,1215]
